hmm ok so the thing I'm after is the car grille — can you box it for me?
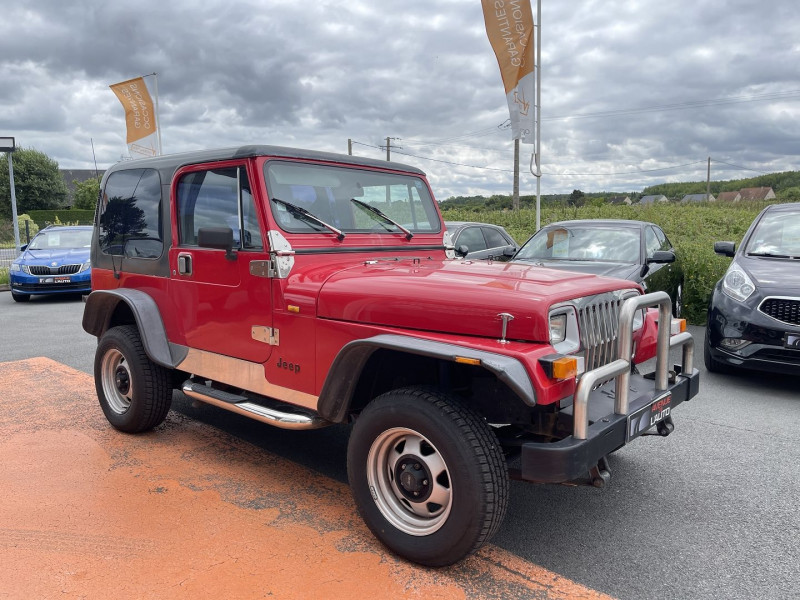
[27,264,82,275]
[576,295,625,371]
[759,297,800,326]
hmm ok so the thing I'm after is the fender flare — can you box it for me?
[82,289,181,369]
[317,334,536,423]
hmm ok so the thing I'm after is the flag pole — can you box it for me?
[534,0,541,231]
[147,72,163,155]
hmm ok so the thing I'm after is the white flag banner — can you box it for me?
[110,77,160,158]
[481,0,535,144]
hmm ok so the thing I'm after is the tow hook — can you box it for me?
[656,416,674,436]
[590,456,612,488]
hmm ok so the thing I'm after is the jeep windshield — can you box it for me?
[265,161,441,235]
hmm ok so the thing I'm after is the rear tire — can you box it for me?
[95,325,172,432]
[347,387,508,566]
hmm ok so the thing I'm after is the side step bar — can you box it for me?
[181,380,330,431]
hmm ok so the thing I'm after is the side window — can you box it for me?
[654,226,671,251]
[645,226,660,259]
[177,167,262,250]
[99,168,163,258]
[456,227,488,252]
[482,227,509,249]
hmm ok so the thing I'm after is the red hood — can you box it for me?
[314,258,640,342]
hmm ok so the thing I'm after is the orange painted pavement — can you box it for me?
[0,358,615,600]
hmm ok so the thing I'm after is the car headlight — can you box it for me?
[722,263,755,302]
[10,263,20,272]
[79,260,91,273]
[549,313,567,344]
[548,307,580,354]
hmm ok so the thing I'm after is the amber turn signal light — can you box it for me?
[670,318,686,335]
[538,354,578,380]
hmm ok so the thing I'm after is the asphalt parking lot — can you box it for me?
[0,291,798,599]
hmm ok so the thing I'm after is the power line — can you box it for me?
[352,140,777,180]
[710,159,772,175]
[543,89,800,122]
[550,160,708,177]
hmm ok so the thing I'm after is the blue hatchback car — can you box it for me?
[9,225,93,302]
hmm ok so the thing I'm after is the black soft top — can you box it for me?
[101,145,425,186]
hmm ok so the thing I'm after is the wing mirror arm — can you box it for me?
[197,227,237,261]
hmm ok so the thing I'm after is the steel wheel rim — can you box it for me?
[366,427,453,536]
[100,348,133,414]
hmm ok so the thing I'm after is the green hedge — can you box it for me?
[26,209,95,228]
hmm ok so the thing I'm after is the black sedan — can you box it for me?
[445,221,518,261]
[512,219,684,316]
[704,202,800,375]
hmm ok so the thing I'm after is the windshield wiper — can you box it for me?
[271,197,345,240]
[350,198,413,240]
[747,251,797,259]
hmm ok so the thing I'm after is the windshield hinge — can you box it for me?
[252,326,280,346]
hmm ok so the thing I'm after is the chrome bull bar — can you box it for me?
[572,291,695,440]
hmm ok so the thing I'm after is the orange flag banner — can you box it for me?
[481,0,535,143]
[109,77,159,158]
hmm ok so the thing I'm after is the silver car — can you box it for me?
[445,221,517,261]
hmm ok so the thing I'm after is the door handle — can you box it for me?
[178,253,192,276]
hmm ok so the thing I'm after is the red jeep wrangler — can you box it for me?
[82,146,699,566]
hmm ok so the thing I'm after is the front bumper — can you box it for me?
[706,285,800,375]
[515,367,699,484]
[513,290,700,485]
[10,270,92,295]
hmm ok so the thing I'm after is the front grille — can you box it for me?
[575,294,626,371]
[27,264,82,275]
[759,297,800,326]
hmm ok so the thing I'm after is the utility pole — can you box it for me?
[706,157,711,201]
[1,137,19,252]
[385,137,400,161]
[347,139,353,155]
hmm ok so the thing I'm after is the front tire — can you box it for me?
[95,325,172,432]
[11,292,30,303]
[347,387,509,566]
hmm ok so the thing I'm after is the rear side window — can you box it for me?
[176,167,262,250]
[456,227,487,252]
[482,227,509,249]
[99,168,163,258]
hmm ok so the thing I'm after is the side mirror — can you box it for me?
[455,244,469,258]
[714,241,735,257]
[503,246,517,258]
[647,250,676,264]
[20,244,28,252]
[198,227,236,260]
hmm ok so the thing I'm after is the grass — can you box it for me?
[0,268,8,286]
[441,201,774,325]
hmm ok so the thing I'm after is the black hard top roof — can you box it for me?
[103,145,425,180]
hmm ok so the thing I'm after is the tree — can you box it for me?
[0,148,68,218]
[568,189,585,207]
[73,176,102,210]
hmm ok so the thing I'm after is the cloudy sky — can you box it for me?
[2,0,798,199]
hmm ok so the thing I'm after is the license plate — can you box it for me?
[54,276,71,283]
[40,276,71,284]
[627,392,672,441]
